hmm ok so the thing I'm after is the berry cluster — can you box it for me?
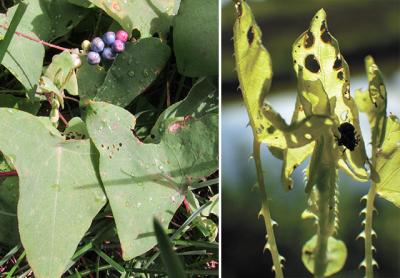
[82,30,129,65]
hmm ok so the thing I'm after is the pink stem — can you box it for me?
[0,170,17,177]
[0,24,71,52]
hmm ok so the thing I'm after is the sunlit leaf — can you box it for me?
[302,235,347,276]
[355,56,387,151]
[375,116,400,207]
[292,9,368,180]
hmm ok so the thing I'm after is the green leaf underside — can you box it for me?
[94,38,171,107]
[0,1,87,92]
[375,116,400,207]
[233,3,333,191]
[85,102,218,260]
[292,9,368,180]
[0,108,106,278]
[302,235,347,276]
[173,0,218,77]
[88,0,180,38]
[355,56,387,151]
[232,1,281,148]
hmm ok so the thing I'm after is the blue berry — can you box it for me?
[102,47,116,60]
[91,37,105,53]
[102,31,116,46]
[87,51,101,65]
[112,39,125,53]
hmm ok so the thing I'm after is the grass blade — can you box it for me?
[0,1,28,63]
[153,218,187,278]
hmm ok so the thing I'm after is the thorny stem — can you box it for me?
[0,24,71,52]
[314,183,335,278]
[312,137,337,278]
[364,182,377,278]
[253,140,284,278]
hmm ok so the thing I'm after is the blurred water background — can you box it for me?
[221,0,400,277]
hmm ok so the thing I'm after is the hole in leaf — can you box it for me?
[235,2,243,17]
[321,30,332,43]
[150,134,155,139]
[247,26,254,45]
[304,54,320,73]
[119,143,122,147]
[333,56,342,70]
[337,71,344,80]
[131,29,141,40]
[304,30,314,48]
[320,21,332,43]
[152,32,160,38]
[267,126,275,134]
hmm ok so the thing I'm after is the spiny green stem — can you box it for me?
[364,182,377,278]
[313,160,337,278]
[314,188,331,277]
[253,141,284,278]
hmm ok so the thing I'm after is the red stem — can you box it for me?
[0,24,71,52]
[0,170,17,177]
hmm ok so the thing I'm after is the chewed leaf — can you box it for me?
[375,116,400,207]
[293,9,368,179]
[355,56,387,150]
[0,108,106,278]
[233,1,285,149]
[85,102,217,260]
[302,235,347,276]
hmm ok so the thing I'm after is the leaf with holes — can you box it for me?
[85,101,218,260]
[292,9,368,181]
[88,0,180,38]
[375,116,400,207]
[355,56,387,151]
[234,3,333,191]
[94,38,171,107]
[0,108,107,278]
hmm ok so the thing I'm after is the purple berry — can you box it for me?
[112,39,125,53]
[91,37,105,53]
[87,51,101,65]
[115,30,128,42]
[102,31,116,46]
[102,47,116,60]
